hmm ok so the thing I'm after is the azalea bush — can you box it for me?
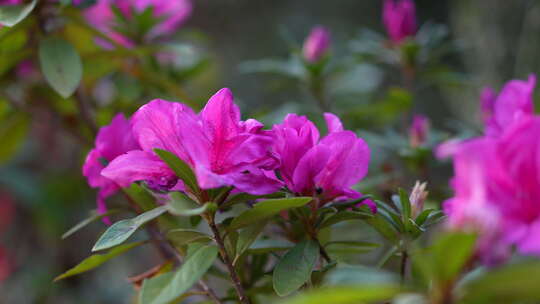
[2,0,540,303]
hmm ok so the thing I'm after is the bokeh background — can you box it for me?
[0,0,537,303]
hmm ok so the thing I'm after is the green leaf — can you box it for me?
[273,239,319,297]
[153,149,200,194]
[167,229,211,247]
[0,0,36,27]
[318,211,372,229]
[92,206,167,252]
[325,265,398,285]
[278,285,400,304]
[248,239,294,254]
[39,37,83,98]
[235,221,267,261]
[62,209,122,239]
[460,260,540,304]
[54,242,143,281]
[139,245,218,304]
[220,192,283,209]
[366,214,399,243]
[123,183,156,212]
[0,113,28,164]
[431,232,476,282]
[398,188,411,222]
[229,197,312,230]
[167,192,215,216]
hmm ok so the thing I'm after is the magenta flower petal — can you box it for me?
[485,74,536,137]
[83,114,139,215]
[273,114,371,205]
[132,99,197,163]
[383,0,417,44]
[302,26,331,63]
[292,144,332,195]
[324,112,344,133]
[101,150,177,190]
[315,132,370,200]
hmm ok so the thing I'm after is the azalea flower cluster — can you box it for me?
[84,0,192,48]
[83,88,372,216]
[440,75,540,264]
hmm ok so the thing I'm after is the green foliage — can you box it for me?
[0,0,36,27]
[273,239,320,296]
[39,37,83,98]
[229,197,313,230]
[139,244,218,304]
[62,208,122,239]
[277,285,401,304]
[92,206,167,251]
[166,192,216,216]
[154,149,201,195]
[54,241,144,281]
[0,111,28,164]
[167,229,212,247]
[459,260,540,304]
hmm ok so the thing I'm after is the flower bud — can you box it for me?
[383,0,417,44]
[409,114,429,148]
[302,26,331,63]
[409,181,428,217]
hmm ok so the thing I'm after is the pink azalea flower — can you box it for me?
[302,26,331,63]
[84,0,192,48]
[272,113,374,210]
[382,0,417,44]
[482,74,535,137]
[409,114,429,148]
[102,88,281,196]
[83,114,140,222]
[442,74,540,264]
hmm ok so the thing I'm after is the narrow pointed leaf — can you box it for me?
[318,210,372,229]
[279,286,400,304]
[154,149,200,194]
[0,0,36,27]
[167,229,211,247]
[229,197,312,230]
[39,37,82,98]
[92,206,167,252]
[166,192,215,216]
[273,239,319,297]
[235,221,267,260]
[62,209,122,239]
[139,245,218,304]
[54,242,143,281]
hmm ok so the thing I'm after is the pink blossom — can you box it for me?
[302,26,331,63]
[409,114,429,148]
[272,113,374,209]
[382,0,417,44]
[84,0,192,48]
[483,74,536,137]
[102,88,281,196]
[442,74,540,263]
[83,114,140,222]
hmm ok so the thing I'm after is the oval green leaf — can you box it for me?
[54,241,143,281]
[229,197,312,230]
[39,37,83,98]
[167,229,212,247]
[0,0,36,27]
[153,149,200,194]
[92,206,167,252]
[273,239,319,297]
[139,244,218,304]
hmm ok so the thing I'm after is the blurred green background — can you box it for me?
[0,0,537,303]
